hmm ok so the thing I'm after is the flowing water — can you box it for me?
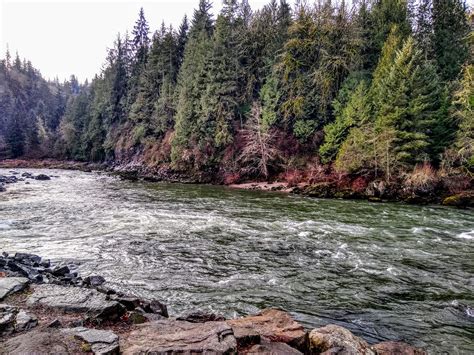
[0,168,473,353]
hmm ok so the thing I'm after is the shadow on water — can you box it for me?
[0,168,473,353]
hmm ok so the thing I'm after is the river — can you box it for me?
[0,168,473,353]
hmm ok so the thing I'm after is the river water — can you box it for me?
[0,168,473,353]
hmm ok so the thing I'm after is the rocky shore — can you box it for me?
[1,159,472,207]
[0,252,426,354]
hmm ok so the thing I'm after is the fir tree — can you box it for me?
[432,0,469,81]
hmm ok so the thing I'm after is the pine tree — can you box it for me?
[432,0,469,81]
[320,81,370,163]
[171,0,214,167]
[415,0,433,59]
[452,64,474,169]
[375,37,443,168]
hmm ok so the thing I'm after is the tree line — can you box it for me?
[1,0,472,182]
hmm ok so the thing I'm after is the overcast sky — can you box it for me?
[2,0,473,82]
[0,0,272,82]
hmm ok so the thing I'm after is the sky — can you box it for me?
[0,0,271,82]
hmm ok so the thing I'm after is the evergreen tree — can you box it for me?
[171,0,214,168]
[432,0,469,81]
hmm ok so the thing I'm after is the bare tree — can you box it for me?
[239,101,282,179]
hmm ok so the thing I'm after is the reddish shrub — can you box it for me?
[351,176,369,193]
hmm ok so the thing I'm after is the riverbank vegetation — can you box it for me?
[0,0,472,200]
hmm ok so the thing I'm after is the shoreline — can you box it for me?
[0,251,427,354]
[0,158,473,208]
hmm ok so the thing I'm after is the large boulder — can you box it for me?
[61,327,120,354]
[371,341,427,355]
[121,319,237,354]
[309,325,375,355]
[27,284,125,321]
[227,309,306,350]
[0,277,29,300]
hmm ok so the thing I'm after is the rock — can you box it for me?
[0,184,5,192]
[0,304,17,336]
[309,325,374,355]
[128,311,147,324]
[442,191,474,208]
[143,299,168,317]
[243,339,303,354]
[27,284,125,321]
[0,277,29,300]
[115,296,140,311]
[177,310,226,323]
[6,261,42,282]
[0,304,38,336]
[62,327,120,354]
[34,174,51,180]
[1,329,87,354]
[47,319,62,328]
[121,319,237,354]
[13,253,41,265]
[14,310,38,331]
[372,341,427,355]
[84,275,106,287]
[227,309,306,351]
[52,265,70,277]
[40,259,50,268]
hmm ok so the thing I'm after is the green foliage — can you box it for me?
[432,0,470,81]
[452,65,474,169]
[320,81,370,163]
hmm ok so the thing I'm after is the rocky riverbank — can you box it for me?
[1,159,472,207]
[0,252,427,354]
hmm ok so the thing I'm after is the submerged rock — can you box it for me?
[27,284,125,321]
[121,319,237,354]
[177,310,226,323]
[84,275,106,287]
[34,174,51,180]
[309,324,374,355]
[0,277,29,300]
[227,308,306,351]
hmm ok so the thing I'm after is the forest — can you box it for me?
[0,0,472,194]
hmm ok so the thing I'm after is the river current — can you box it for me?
[0,168,473,353]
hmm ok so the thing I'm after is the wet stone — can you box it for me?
[27,284,125,321]
[0,277,29,300]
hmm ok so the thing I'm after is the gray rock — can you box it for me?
[0,304,17,336]
[47,319,62,328]
[1,329,86,354]
[27,284,125,320]
[121,319,237,354]
[0,304,38,336]
[34,174,51,180]
[0,277,29,300]
[84,275,106,287]
[62,327,120,354]
[52,265,70,277]
[14,310,38,331]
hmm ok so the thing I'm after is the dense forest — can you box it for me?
[0,0,472,194]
